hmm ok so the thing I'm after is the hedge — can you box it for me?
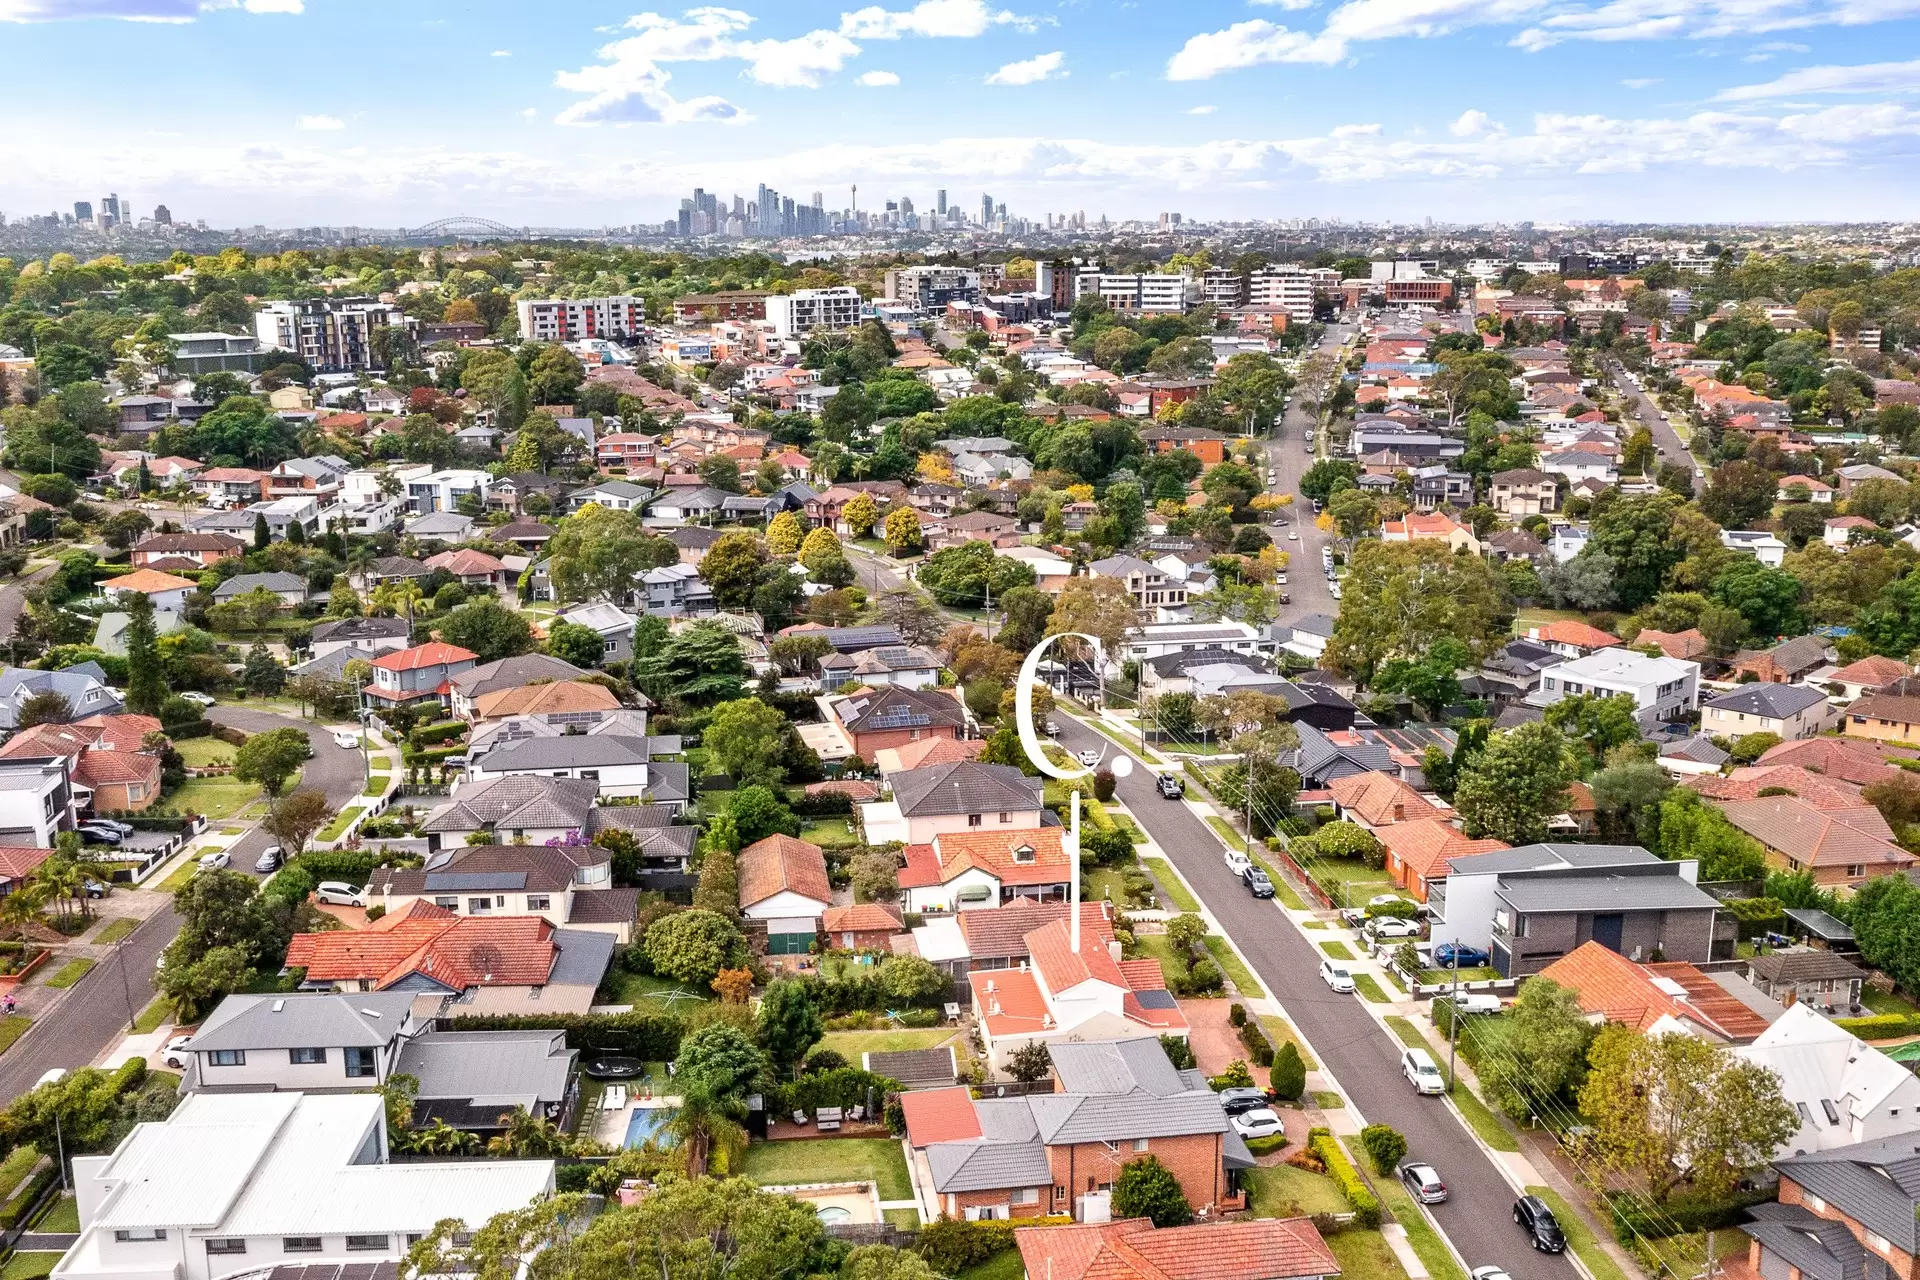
[917,1216,1074,1273]
[1605,1186,1774,1240]
[1309,1128,1380,1228]
[439,1011,686,1060]
[409,721,468,748]
[1237,1016,1276,1068]
[0,1165,55,1230]
[1833,1013,1920,1040]
[772,1068,902,1116]
[791,790,854,817]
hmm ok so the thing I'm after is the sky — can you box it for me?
[4,0,1920,228]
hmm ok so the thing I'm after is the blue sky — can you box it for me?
[4,0,1920,227]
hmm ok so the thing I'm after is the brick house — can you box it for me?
[1731,634,1829,684]
[1326,770,1453,832]
[130,533,245,570]
[1016,1217,1338,1280]
[1378,818,1508,903]
[824,685,968,760]
[1488,467,1561,516]
[1537,939,1769,1043]
[1715,794,1916,890]
[966,920,1188,1071]
[1845,677,1920,745]
[1736,1136,1920,1280]
[898,827,1074,915]
[820,903,904,951]
[1138,424,1228,467]
[900,1037,1244,1222]
[0,713,165,813]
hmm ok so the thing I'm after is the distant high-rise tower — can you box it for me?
[812,191,823,209]
[981,193,993,226]
[153,204,171,225]
[73,201,92,223]
[937,189,947,216]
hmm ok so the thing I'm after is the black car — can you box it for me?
[1242,866,1275,899]
[1514,1195,1566,1253]
[1217,1086,1270,1116]
[1157,773,1184,800]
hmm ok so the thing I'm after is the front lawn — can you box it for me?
[1526,1186,1628,1280]
[1318,941,1354,960]
[798,818,860,848]
[316,806,363,842]
[43,958,94,989]
[956,1251,1026,1280]
[174,739,234,768]
[1327,1227,1409,1280]
[0,1016,31,1056]
[1139,857,1199,911]
[165,776,265,820]
[1129,933,1192,988]
[32,1193,79,1233]
[739,1138,912,1201]
[1245,1162,1347,1217]
[1203,936,1265,998]
[131,998,168,1034]
[1,1254,63,1280]
[1353,974,1390,1003]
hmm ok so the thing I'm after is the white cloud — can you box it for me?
[553,9,760,125]
[521,107,539,118]
[1717,58,1920,100]
[1248,0,1315,8]
[1621,76,1659,87]
[297,114,344,130]
[838,0,1036,38]
[733,28,862,86]
[0,0,297,19]
[1450,108,1496,135]
[985,49,1065,84]
[1166,19,1332,77]
[857,69,900,84]
[1186,104,1217,114]
[491,48,511,56]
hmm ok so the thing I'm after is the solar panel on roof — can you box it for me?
[423,872,527,891]
[1134,989,1178,1010]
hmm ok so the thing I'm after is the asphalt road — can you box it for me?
[1265,324,1353,629]
[0,706,370,1103]
[1056,716,1577,1280]
[1603,357,1697,477]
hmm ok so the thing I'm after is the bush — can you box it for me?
[1270,1041,1307,1100]
[0,1165,57,1229]
[1606,1186,1774,1241]
[1309,1129,1380,1229]
[775,1067,902,1116]
[438,1011,685,1060]
[1209,1060,1255,1090]
[790,790,854,817]
[1359,1123,1407,1175]
[1229,1002,1247,1027]
[408,721,468,748]
[1833,1013,1920,1039]
[1093,768,1116,802]
[1245,1134,1289,1156]
[1238,1017,1275,1068]
[918,1218,1016,1272]
[1179,957,1224,995]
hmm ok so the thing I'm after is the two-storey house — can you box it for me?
[364,642,479,714]
[368,844,639,941]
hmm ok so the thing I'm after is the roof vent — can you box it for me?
[271,999,285,1012]
[360,1008,381,1019]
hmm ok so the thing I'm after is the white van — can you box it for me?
[1401,1047,1446,1095]
[36,1068,67,1089]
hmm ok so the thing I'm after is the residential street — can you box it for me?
[0,706,370,1103]
[1052,716,1577,1280]
[1602,356,1698,476]
[1265,323,1351,630]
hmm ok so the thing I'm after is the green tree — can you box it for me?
[1710,558,1806,639]
[636,622,750,705]
[436,599,535,663]
[644,909,746,989]
[842,492,879,538]
[692,848,740,918]
[1543,692,1640,773]
[262,790,334,859]
[767,509,805,555]
[1111,1155,1192,1227]
[1849,873,1920,994]
[1479,977,1595,1119]
[701,532,770,611]
[544,620,605,670]
[1270,1040,1306,1100]
[1699,460,1778,529]
[1656,789,1768,880]
[757,980,824,1076]
[1360,1124,1407,1175]
[1454,721,1578,844]
[233,726,309,798]
[1008,1041,1052,1084]
[915,542,1036,609]
[242,641,285,695]
[545,504,678,605]
[704,698,790,787]
[1300,458,1360,501]
[725,784,799,845]
[122,589,165,717]
[1327,541,1510,688]
[674,1021,769,1097]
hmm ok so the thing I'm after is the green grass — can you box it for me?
[1309,859,1398,904]
[1245,1163,1348,1217]
[882,1207,920,1229]
[797,818,860,848]
[1375,1171,1469,1280]
[1251,854,1308,910]
[1261,1015,1317,1069]
[131,998,168,1034]
[1,1254,63,1280]
[165,775,263,820]
[1140,858,1199,912]
[362,775,390,797]
[1353,974,1390,1003]
[1085,864,1152,911]
[1312,1090,1344,1109]
[956,1250,1027,1280]
[32,1193,78,1233]
[156,858,204,893]
[1328,1228,1409,1280]
[0,1016,30,1057]
[1130,933,1191,988]
[1384,1015,1430,1051]
[818,1028,959,1060]
[42,958,94,989]
[174,738,234,768]
[595,964,712,1007]
[1203,936,1265,997]
[1513,607,1592,633]
[315,806,364,843]
[739,1138,912,1201]
[1419,967,1500,985]
[1205,815,1250,852]
[0,1148,39,1200]
[1859,986,1920,1016]
[1319,941,1354,960]
[1526,1186,1627,1280]
[92,917,137,945]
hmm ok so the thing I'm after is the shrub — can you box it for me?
[1159,1035,1195,1070]
[1245,1134,1289,1156]
[1270,1041,1307,1101]
[1833,1013,1920,1040]
[1228,1002,1247,1027]
[919,1218,1016,1273]
[1209,1060,1255,1090]
[439,1011,684,1060]
[1180,956,1224,995]
[1309,1129,1380,1228]
[1359,1123,1407,1175]
[1093,768,1116,802]
[408,721,468,748]
[1238,1017,1275,1068]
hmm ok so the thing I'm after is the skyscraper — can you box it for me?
[937,189,947,215]
[981,193,993,226]
[73,201,92,222]
[153,204,171,225]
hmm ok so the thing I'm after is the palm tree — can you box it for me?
[662,1074,746,1178]
[485,1107,572,1158]
[405,1119,478,1156]
[33,857,87,927]
[0,883,46,943]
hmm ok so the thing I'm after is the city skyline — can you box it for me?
[2,0,1920,226]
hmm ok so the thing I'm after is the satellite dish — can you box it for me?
[467,943,503,982]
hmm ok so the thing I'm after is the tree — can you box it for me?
[661,1073,749,1178]
[1711,558,1806,639]
[693,848,740,918]
[545,504,678,605]
[636,622,750,705]
[544,620,605,670]
[16,691,71,728]
[1699,460,1778,530]
[1479,977,1595,1119]
[878,953,947,1004]
[1840,872,1920,993]
[122,589,165,717]
[1543,692,1640,773]
[435,599,534,663]
[842,492,879,538]
[726,784,799,845]
[757,980,823,1077]
[917,542,1037,609]
[1360,1123,1407,1175]
[705,697,790,787]
[158,944,256,1023]
[675,1021,769,1098]
[848,849,900,902]
[997,585,1054,653]
[263,790,333,859]
[1657,789,1768,881]
[1270,1040,1306,1100]
[766,510,805,555]
[843,1246,938,1280]
[1047,575,1138,658]
[233,726,310,799]
[1008,1041,1052,1084]
[1111,1155,1192,1228]
[99,509,152,552]
[874,588,947,646]
[883,506,922,554]
[243,641,286,696]
[1453,721,1578,844]
[701,533,770,611]
[1590,757,1673,843]
[1578,1024,1797,1204]
[644,909,745,989]
[1327,541,1510,688]
[1300,458,1361,501]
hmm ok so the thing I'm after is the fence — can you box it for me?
[125,825,202,884]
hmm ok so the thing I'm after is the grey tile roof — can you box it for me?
[312,616,412,643]
[926,1140,1053,1193]
[567,887,640,924]
[1027,1088,1229,1145]
[214,572,307,600]
[449,653,587,698]
[589,803,679,830]
[864,1047,958,1089]
[478,734,651,773]
[890,761,1041,818]
[833,685,966,733]
[1290,721,1392,783]
[644,760,690,805]
[1742,1204,1855,1280]
[1660,734,1730,765]
[188,992,416,1053]
[1495,871,1718,914]
[1705,683,1831,719]
[1775,1137,1920,1255]
[293,649,357,681]
[395,1030,574,1112]
[548,928,616,986]
[1049,1037,1189,1097]
[424,775,598,834]
[373,845,591,896]
[1445,843,1659,877]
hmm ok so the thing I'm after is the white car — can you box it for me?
[314,881,366,908]
[161,1035,194,1069]
[179,692,216,707]
[1329,583,1342,600]
[1402,1047,1447,1095]
[197,851,230,872]
[1276,574,1287,585]
[1471,1269,1513,1280]
[1287,531,1299,541]
[1231,1108,1286,1141]
[1319,960,1355,993]
[1076,748,1102,767]
[332,730,360,749]
[1369,917,1422,940]
[1224,848,1252,876]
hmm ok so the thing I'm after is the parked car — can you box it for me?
[254,845,284,873]
[161,1035,194,1069]
[1045,719,1060,736]
[1432,941,1490,968]
[1401,1047,1446,1095]
[314,881,365,908]
[83,880,109,899]
[1399,1160,1448,1204]
[1319,960,1356,993]
[1368,894,1415,912]
[1470,1269,1513,1280]
[1369,917,1421,940]
[36,1069,67,1088]
[198,851,231,871]
[1077,748,1101,767]
[1230,1108,1286,1141]
[1157,773,1184,799]
[179,692,216,707]
[1513,1195,1566,1253]
[332,730,360,749]
[1217,1087,1270,1117]
[78,824,124,845]
[1288,531,1300,541]
[88,818,134,837]
[1446,993,1505,1015]
[1224,848,1252,876]
[1242,866,1276,899]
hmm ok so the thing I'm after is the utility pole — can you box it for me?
[1447,948,1462,1087]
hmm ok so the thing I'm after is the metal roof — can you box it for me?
[1495,872,1718,914]
[187,992,416,1053]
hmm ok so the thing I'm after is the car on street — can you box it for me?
[332,730,360,749]
[254,845,284,873]
[1513,1195,1567,1253]
[1432,941,1490,968]
[1445,993,1505,1015]
[1076,748,1101,767]
[1224,848,1252,876]
[1276,573,1286,584]
[198,851,231,871]
[179,692,216,707]
[1401,1047,1447,1095]
[1398,1160,1448,1204]
[1287,531,1299,541]
[1242,866,1275,899]
[1157,773,1184,799]
[1045,719,1060,736]
[1217,1087,1270,1117]
[1369,917,1421,940]
[314,881,366,907]
[1319,959,1355,993]
[1230,1108,1286,1141]
[161,1035,194,1069]
[1470,1269,1513,1280]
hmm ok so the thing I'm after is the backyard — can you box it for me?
[739,1137,912,1201]
[817,1026,962,1061]
[595,962,713,1009]
[797,817,860,848]
[164,776,267,821]
[174,739,234,768]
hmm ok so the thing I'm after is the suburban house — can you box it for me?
[424,548,508,591]
[820,903,905,951]
[1742,950,1869,1014]
[363,642,479,714]
[1525,646,1700,727]
[1828,655,1911,701]
[1526,620,1621,659]
[130,532,244,570]
[1013,1218,1338,1280]
[1538,940,1771,1043]
[447,653,593,720]
[0,713,163,813]
[817,645,943,693]
[470,681,624,724]
[824,685,969,760]
[1734,1004,1920,1156]
[1732,635,1830,684]
[420,775,598,850]
[1089,554,1187,614]
[911,900,1115,978]
[285,901,615,1014]
[0,663,124,729]
[99,569,198,614]
[462,733,659,800]
[967,920,1189,1071]
[54,1092,553,1280]
[551,602,638,664]
[1488,468,1561,515]
[899,827,1074,915]
[309,616,413,661]
[738,834,833,955]
[366,844,640,942]
[1325,770,1452,833]
[1714,794,1917,890]
[1738,1135,1920,1280]
[214,572,309,608]
[1379,819,1509,903]
[1702,683,1840,741]
[859,761,1045,846]
[1844,677,1920,744]
[899,1038,1236,1223]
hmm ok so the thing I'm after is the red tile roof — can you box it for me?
[371,642,478,671]
[1016,1217,1339,1280]
[1686,765,1867,811]
[898,827,1069,889]
[100,568,198,595]
[820,902,902,934]
[1539,940,1770,1042]
[1531,620,1622,648]
[1379,818,1509,884]
[0,847,52,885]
[738,834,831,908]
[285,903,562,989]
[1326,771,1449,827]
[1027,918,1127,995]
[1756,736,1915,786]
[425,548,505,576]
[1832,656,1911,689]
[1715,795,1915,871]
[898,1086,982,1147]
[1635,628,1707,661]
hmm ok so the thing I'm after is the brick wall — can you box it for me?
[1778,1176,1920,1279]
[1045,1133,1226,1213]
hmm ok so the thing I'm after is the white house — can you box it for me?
[1121,621,1263,662]
[737,834,832,956]
[56,1092,552,1280]
[858,761,1044,847]
[462,735,654,799]
[1721,529,1788,569]
[1701,684,1840,741]
[404,469,493,515]
[1526,646,1700,726]
[1549,525,1591,563]
[1539,450,1618,487]
[1733,1003,1920,1157]
[897,827,1073,916]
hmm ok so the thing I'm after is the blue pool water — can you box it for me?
[624,1106,670,1148]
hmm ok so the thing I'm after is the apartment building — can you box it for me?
[765,287,864,338]
[1526,646,1700,726]
[884,266,981,310]
[253,298,409,373]
[1074,273,1200,315]
[514,296,645,342]
[1247,266,1339,323]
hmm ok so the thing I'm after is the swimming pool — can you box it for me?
[623,1105,671,1148]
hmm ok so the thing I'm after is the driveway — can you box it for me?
[1053,716,1577,1280]
[0,705,368,1103]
